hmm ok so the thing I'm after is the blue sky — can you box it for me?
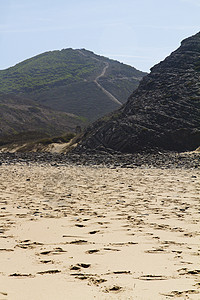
[0,0,199,71]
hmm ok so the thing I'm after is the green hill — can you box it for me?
[0,49,147,121]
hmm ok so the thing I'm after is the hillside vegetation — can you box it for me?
[0,49,146,121]
[0,93,86,144]
[0,49,101,93]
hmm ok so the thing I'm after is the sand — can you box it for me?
[0,163,199,299]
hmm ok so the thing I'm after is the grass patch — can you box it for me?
[38,133,76,145]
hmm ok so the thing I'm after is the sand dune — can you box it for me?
[0,163,199,299]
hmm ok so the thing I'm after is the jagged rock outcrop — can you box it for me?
[76,32,200,153]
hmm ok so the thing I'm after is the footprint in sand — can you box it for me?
[37,270,61,275]
[89,230,100,234]
[40,260,54,264]
[104,285,123,293]
[39,247,66,255]
[70,263,91,271]
[138,274,168,281]
[0,291,8,297]
[9,273,34,278]
[69,240,88,244]
[164,290,200,297]
[16,240,43,249]
[86,249,100,254]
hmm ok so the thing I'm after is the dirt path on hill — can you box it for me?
[77,50,122,106]
[94,62,122,106]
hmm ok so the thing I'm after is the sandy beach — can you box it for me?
[0,162,199,299]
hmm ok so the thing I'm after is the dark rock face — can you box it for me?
[76,32,200,153]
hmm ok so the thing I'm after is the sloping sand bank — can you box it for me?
[0,163,199,299]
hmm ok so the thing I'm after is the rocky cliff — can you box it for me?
[76,32,200,153]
